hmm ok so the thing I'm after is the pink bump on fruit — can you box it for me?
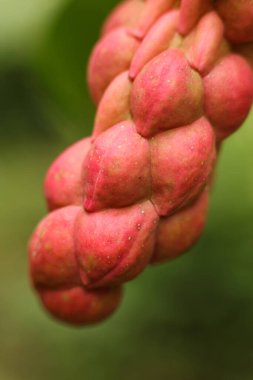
[204,54,253,140]
[182,11,226,75]
[93,72,132,137]
[75,201,158,288]
[39,286,122,326]
[88,27,139,104]
[150,117,215,216]
[131,49,204,137]
[84,121,151,212]
[29,206,81,288]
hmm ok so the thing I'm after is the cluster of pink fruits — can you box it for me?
[29,0,253,326]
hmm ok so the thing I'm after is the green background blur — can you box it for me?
[1,1,253,379]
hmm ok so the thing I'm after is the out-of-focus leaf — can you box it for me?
[0,0,66,60]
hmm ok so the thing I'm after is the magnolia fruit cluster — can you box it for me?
[29,0,253,326]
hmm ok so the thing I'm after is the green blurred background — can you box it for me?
[1,1,253,379]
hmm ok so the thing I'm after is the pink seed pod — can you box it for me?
[75,201,158,288]
[88,27,139,104]
[204,54,253,141]
[150,117,215,216]
[131,48,204,137]
[84,121,151,212]
[182,11,226,75]
[152,189,209,263]
[93,71,132,137]
[38,286,122,326]
[29,206,81,288]
[44,138,91,210]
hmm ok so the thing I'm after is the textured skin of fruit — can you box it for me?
[83,121,151,211]
[149,117,215,216]
[75,202,158,288]
[131,49,204,137]
[29,0,253,326]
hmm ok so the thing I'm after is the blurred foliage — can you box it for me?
[1,1,253,379]
[0,0,66,61]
